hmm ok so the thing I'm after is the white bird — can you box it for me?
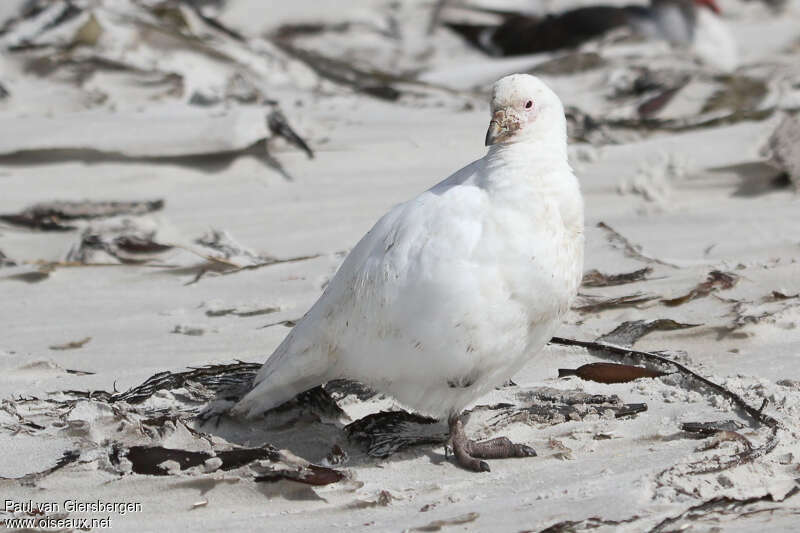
[233,74,585,472]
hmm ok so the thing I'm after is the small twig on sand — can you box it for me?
[549,336,782,474]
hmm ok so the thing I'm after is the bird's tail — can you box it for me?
[230,329,330,419]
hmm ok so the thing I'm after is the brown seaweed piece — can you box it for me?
[0,200,164,231]
[49,337,91,351]
[110,444,343,485]
[558,362,667,383]
[582,267,652,287]
[662,270,739,307]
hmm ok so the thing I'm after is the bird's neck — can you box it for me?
[482,134,583,236]
[484,136,569,176]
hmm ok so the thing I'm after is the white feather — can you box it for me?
[233,74,584,419]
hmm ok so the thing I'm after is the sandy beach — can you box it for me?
[1,0,800,531]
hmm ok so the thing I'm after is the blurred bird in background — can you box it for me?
[444,0,737,70]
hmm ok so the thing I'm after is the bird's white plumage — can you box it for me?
[234,74,584,419]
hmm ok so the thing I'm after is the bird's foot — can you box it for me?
[448,416,536,472]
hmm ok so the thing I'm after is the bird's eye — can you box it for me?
[525,100,533,109]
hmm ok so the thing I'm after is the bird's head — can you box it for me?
[485,74,566,147]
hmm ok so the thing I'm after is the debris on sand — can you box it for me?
[0,200,164,231]
[549,336,783,475]
[0,250,15,267]
[410,512,479,532]
[573,292,660,313]
[596,222,678,267]
[596,319,700,346]
[345,388,649,458]
[662,270,739,307]
[764,114,800,189]
[111,444,344,486]
[582,267,652,287]
[66,224,173,265]
[345,411,444,458]
[558,362,668,384]
[49,337,91,351]
[0,0,314,163]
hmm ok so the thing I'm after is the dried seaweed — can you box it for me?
[767,290,799,301]
[486,393,647,428]
[345,411,444,458]
[558,362,667,384]
[573,292,659,313]
[648,486,800,533]
[206,306,280,318]
[581,267,652,287]
[681,420,744,436]
[537,515,642,533]
[0,250,14,267]
[267,109,314,159]
[274,41,401,101]
[596,319,700,347]
[701,75,768,115]
[596,222,678,267]
[662,271,739,307]
[110,444,344,485]
[0,200,164,231]
[604,107,779,133]
[49,337,91,351]
[549,336,782,474]
[697,430,753,452]
[0,449,81,483]
[345,388,648,458]
[411,512,479,532]
[63,361,261,405]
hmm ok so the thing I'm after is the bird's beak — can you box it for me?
[485,109,519,146]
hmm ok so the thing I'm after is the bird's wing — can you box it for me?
[233,159,483,417]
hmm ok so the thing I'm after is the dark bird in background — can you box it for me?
[444,0,723,57]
